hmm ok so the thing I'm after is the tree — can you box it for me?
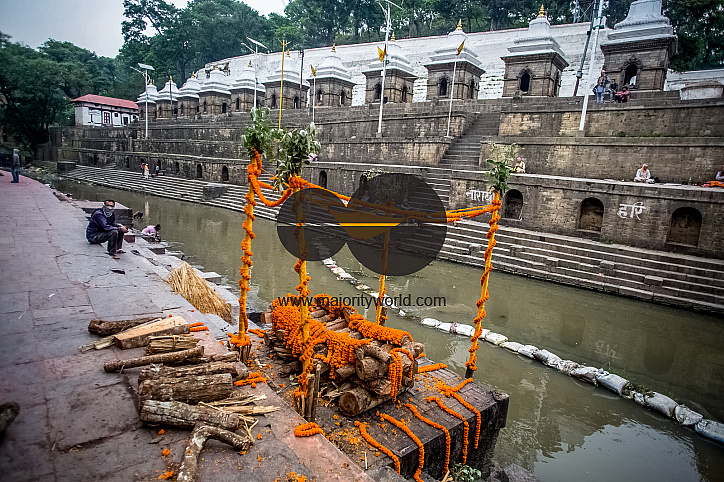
[122,0,179,42]
[0,33,68,149]
[665,0,724,71]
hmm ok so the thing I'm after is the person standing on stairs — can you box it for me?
[143,163,150,179]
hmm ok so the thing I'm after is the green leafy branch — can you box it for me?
[485,142,518,195]
[241,108,278,159]
[273,123,320,191]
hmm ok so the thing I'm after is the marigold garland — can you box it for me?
[426,396,469,464]
[235,371,267,387]
[294,422,324,437]
[417,363,447,373]
[248,328,266,337]
[237,148,260,348]
[465,193,501,373]
[190,326,208,332]
[189,322,205,328]
[354,421,401,474]
[380,414,424,482]
[405,403,451,474]
[436,380,481,449]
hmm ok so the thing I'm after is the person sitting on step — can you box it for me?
[86,199,128,259]
[142,224,161,242]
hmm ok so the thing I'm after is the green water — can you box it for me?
[54,179,724,482]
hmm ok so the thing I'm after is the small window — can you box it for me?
[503,190,523,220]
[293,96,299,109]
[402,85,408,102]
[221,166,229,182]
[374,83,382,101]
[114,113,119,117]
[222,103,227,114]
[667,207,702,246]
[579,198,604,232]
[196,164,203,179]
[271,93,277,108]
[103,112,111,124]
[625,64,638,86]
[319,170,328,189]
[439,78,448,97]
[340,91,346,105]
[235,98,240,111]
[520,72,531,92]
[317,89,323,103]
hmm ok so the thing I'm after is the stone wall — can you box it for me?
[320,138,451,167]
[449,172,724,259]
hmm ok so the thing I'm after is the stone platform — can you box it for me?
[251,330,509,480]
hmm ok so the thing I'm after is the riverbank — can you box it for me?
[0,174,379,481]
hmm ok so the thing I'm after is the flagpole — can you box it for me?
[446,58,457,137]
[313,74,316,123]
[278,39,289,129]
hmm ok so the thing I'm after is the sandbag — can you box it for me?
[485,332,508,346]
[674,405,703,426]
[517,345,538,359]
[421,318,441,328]
[557,360,581,376]
[571,366,599,385]
[501,341,523,353]
[449,323,475,337]
[695,419,724,444]
[596,373,628,396]
[633,392,646,406]
[437,322,453,332]
[534,349,561,368]
[644,392,678,418]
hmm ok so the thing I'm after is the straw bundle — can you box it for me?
[166,262,231,322]
[200,394,279,424]
[146,335,200,355]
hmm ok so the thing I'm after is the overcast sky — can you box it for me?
[0,0,287,58]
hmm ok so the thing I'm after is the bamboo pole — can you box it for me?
[375,230,391,324]
[465,191,501,379]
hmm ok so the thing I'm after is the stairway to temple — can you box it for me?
[62,165,724,314]
[438,112,501,171]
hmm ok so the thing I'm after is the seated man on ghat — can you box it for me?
[86,199,129,259]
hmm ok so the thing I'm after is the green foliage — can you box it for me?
[451,462,482,482]
[274,123,320,191]
[362,167,387,181]
[241,108,278,159]
[485,142,517,194]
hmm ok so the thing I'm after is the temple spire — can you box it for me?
[456,19,463,30]
[538,4,545,17]
[331,43,336,52]
[391,31,395,41]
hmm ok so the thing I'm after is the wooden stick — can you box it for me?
[88,316,161,335]
[103,346,204,372]
[139,373,234,404]
[310,362,321,423]
[176,424,251,482]
[138,362,242,383]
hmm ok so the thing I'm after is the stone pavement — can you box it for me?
[0,173,372,482]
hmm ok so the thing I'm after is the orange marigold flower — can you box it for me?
[162,449,170,457]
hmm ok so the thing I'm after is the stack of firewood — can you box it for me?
[263,306,424,417]
[90,316,263,482]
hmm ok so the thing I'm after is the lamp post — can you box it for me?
[578,0,605,133]
[244,37,269,110]
[376,0,402,136]
[131,63,155,139]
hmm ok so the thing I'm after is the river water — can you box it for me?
[55,179,724,482]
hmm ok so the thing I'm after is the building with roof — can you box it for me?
[178,73,201,117]
[72,95,138,127]
[263,51,309,110]
[230,60,266,112]
[308,45,355,108]
[156,78,180,119]
[136,82,159,123]
[198,67,232,115]
[363,33,417,104]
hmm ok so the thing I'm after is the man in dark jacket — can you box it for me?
[86,199,128,259]
[11,149,20,183]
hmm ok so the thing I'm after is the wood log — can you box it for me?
[178,352,240,366]
[335,364,356,381]
[177,424,251,482]
[318,314,335,324]
[139,400,241,431]
[309,309,328,319]
[355,354,415,382]
[355,345,391,364]
[138,362,240,383]
[310,362,321,423]
[88,316,161,336]
[279,361,302,377]
[324,318,347,331]
[304,373,315,421]
[104,346,204,372]
[403,341,425,359]
[138,373,234,404]
[338,385,408,417]
[113,316,190,349]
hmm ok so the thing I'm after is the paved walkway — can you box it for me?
[0,173,372,482]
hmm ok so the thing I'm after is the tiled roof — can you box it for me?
[72,94,138,110]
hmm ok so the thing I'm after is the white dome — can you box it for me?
[199,68,231,95]
[178,74,201,99]
[137,83,159,104]
[231,62,265,93]
[312,46,353,82]
[157,79,180,101]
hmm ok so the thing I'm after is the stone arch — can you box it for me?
[438,77,448,97]
[579,197,604,232]
[319,170,328,189]
[667,207,702,246]
[374,83,382,101]
[196,164,203,179]
[294,96,300,109]
[340,90,346,105]
[402,85,408,103]
[519,70,532,92]
[503,189,523,220]
[625,64,638,86]
[221,166,229,182]
[317,89,323,103]
[271,93,277,108]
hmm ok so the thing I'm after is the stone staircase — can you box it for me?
[441,220,724,313]
[61,165,724,313]
[439,112,501,171]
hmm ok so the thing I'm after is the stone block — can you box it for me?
[123,234,135,243]
[644,275,664,286]
[468,244,483,255]
[202,183,228,200]
[599,260,615,271]
[199,271,222,284]
[148,246,166,255]
[56,161,76,173]
[544,257,559,267]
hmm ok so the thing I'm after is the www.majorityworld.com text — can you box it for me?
[276,294,447,310]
